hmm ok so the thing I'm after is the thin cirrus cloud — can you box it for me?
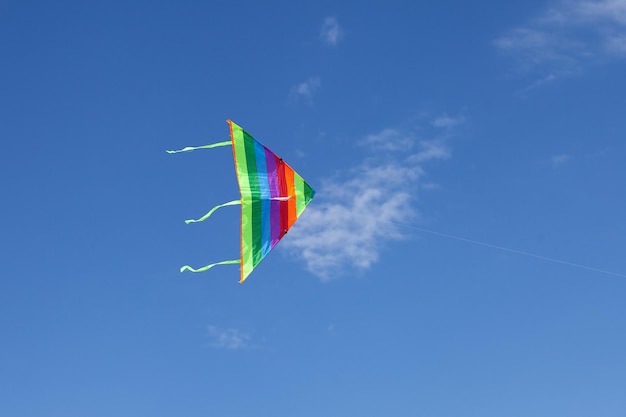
[495,0,626,83]
[432,114,465,128]
[291,77,321,103]
[320,17,342,46]
[552,153,571,167]
[285,116,460,281]
[207,325,251,349]
[288,17,341,103]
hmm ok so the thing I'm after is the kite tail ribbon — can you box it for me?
[180,259,240,273]
[185,200,241,224]
[166,140,232,154]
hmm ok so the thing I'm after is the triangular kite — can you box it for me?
[168,120,315,283]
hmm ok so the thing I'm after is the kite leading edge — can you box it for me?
[168,120,315,283]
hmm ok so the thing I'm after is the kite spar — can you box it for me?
[168,120,315,283]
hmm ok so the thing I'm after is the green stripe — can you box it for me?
[242,130,263,269]
[304,181,314,206]
[231,123,254,279]
[294,173,306,216]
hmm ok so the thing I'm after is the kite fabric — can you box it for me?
[168,120,315,283]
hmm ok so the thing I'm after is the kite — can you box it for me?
[168,120,315,283]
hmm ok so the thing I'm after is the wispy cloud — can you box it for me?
[207,325,251,350]
[320,17,342,46]
[410,138,451,163]
[495,0,626,83]
[552,153,571,167]
[432,114,465,128]
[285,116,460,281]
[361,128,415,151]
[291,77,321,104]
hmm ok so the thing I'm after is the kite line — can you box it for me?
[394,222,626,279]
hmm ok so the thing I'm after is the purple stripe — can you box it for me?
[265,147,282,248]
[254,140,271,258]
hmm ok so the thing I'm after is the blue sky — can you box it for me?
[1,1,626,416]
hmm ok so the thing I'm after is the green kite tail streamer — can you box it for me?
[166,140,232,154]
[185,200,241,224]
[180,259,240,273]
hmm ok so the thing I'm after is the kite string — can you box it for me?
[393,222,626,279]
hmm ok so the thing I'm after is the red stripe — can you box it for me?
[284,164,296,229]
[276,155,289,239]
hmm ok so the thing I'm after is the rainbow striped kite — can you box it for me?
[168,120,315,283]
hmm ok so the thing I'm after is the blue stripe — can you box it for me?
[253,140,272,258]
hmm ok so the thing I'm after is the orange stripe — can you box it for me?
[284,164,297,229]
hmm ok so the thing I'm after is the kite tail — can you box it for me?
[185,200,241,224]
[180,259,240,273]
[166,140,232,154]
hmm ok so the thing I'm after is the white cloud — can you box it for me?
[362,128,414,151]
[605,33,626,54]
[420,182,442,190]
[291,77,321,103]
[411,139,451,163]
[285,117,458,281]
[547,0,626,25]
[495,0,626,81]
[552,153,571,167]
[520,73,558,93]
[432,114,465,128]
[320,17,342,46]
[208,325,251,349]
